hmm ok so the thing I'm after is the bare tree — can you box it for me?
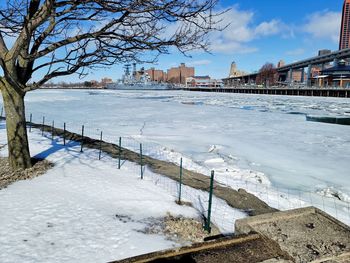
[0,0,222,170]
[256,63,278,87]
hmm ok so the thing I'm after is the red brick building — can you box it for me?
[145,68,167,82]
[340,0,350,50]
[167,63,195,84]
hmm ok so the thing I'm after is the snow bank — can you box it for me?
[0,123,247,262]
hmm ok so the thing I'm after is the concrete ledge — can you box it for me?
[111,233,293,263]
[235,207,350,235]
[235,207,350,263]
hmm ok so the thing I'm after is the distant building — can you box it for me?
[167,63,194,84]
[318,59,350,87]
[291,69,305,83]
[101,78,113,85]
[311,66,322,78]
[229,61,246,77]
[340,0,350,50]
[185,76,223,88]
[318,49,332,56]
[145,68,167,82]
[277,60,285,68]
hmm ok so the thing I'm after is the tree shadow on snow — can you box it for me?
[33,137,105,171]
[33,138,80,160]
[0,121,5,130]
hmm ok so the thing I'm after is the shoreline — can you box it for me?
[182,86,350,98]
[0,116,276,216]
[35,86,350,98]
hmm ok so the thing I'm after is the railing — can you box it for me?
[0,109,349,232]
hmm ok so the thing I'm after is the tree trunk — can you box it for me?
[1,81,32,170]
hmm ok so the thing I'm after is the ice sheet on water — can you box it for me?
[316,187,350,202]
[135,95,175,100]
[23,90,80,103]
[306,115,350,125]
[144,142,272,188]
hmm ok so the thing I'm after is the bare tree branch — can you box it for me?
[0,0,225,91]
[0,32,7,56]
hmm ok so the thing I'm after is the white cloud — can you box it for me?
[161,5,293,55]
[186,60,212,66]
[286,48,305,56]
[303,11,341,43]
[208,6,285,54]
[210,40,258,54]
[254,20,282,36]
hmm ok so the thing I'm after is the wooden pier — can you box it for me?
[185,87,350,98]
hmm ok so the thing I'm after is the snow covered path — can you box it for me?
[0,126,208,263]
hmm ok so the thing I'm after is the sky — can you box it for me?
[0,0,344,83]
[86,0,343,82]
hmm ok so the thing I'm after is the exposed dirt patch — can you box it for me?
[139,213,220,245]
[0,157,54,189]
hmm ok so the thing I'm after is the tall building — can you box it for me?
[339,0,350,50]
[145,68,167,82]
[101,77,113,85]
[291,69,305,83]
[229,61,246,77]
[318,49,331,56]
[277,60,285,68]
[167,63,194,84]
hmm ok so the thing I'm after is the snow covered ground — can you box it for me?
[0,124,245,263]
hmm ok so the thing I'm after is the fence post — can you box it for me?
[80,125,84,153]
[42,116,45,136]
[334,199,338,219]
[140,143,143,179]
[98,131,103,160]
[63,122,66,146]
[29,113,32,132]
[51,120,54,141]
[205,170,215,233]
[178,157,183,203]
[118,137,121,169]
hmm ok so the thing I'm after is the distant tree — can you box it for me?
[256,63,278,87]
[0,0,222,170]
[84,81,93,88]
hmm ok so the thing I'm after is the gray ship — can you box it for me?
[107,63,173,90]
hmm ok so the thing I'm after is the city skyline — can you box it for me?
[36,0,344,82]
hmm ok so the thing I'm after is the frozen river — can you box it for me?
[1,89,350,221]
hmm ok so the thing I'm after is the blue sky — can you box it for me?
[86,0,342,82]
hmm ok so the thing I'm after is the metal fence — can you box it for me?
[0,109,349,232]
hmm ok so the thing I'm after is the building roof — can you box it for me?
[193,75,210,79]
[322,65,350,73]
